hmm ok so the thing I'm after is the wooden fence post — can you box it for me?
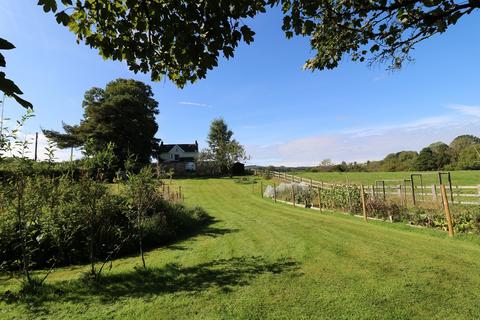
[440,184,454,237]
[260,181,263,198]
[317,186,321,210]
[410,179,416,206]
[382,181,386,201]
[360,185,367,222]
[274,182,277,203]
[292,185,296,207]
[179,186,182,201]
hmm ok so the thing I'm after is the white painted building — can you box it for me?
[158,141,199,171]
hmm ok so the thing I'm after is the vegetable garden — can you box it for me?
[256,170,480,235]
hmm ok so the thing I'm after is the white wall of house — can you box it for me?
[159,145,198,161]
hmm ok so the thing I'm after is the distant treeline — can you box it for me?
[252,134,480,173]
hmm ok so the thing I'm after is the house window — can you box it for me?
[175,154,179,161]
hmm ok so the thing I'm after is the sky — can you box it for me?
[2,2,480,165]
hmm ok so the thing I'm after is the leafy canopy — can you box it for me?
[38,0,479,83]
[3,0,480,108]
[43,78,159,165]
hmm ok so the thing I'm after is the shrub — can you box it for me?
[0,173,211,272]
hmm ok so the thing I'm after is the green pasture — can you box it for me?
[1,178,480,319]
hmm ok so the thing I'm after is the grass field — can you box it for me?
[293,170,480,186]
[2,178,480,319]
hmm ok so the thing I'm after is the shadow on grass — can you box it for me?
[9,256,300,312]
[161,223,240,252]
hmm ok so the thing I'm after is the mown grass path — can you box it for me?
[2,178,480,319]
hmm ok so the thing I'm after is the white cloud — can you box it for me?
[178,101,212,108]
[448,104,480,118]
[247,106,480,166]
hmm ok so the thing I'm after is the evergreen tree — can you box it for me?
[44,79,159,166]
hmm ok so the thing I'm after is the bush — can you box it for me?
[0,173,211,272]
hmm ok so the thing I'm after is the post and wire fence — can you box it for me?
[252,169,472,237]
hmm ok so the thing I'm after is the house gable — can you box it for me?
[158,141,199,162]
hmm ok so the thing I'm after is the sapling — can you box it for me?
[126,166,159,269]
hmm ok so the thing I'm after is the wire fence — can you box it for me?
[256,170,480,206]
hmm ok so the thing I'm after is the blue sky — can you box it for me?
[2,2,480,165]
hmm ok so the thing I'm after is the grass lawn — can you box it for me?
[293,170,480,186]
[2,178,480,319]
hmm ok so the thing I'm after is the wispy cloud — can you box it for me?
[247,105,480,166]
[448,104,480,118]
[178,101,212,108]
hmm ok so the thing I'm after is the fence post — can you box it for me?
[399,184,404,206]
[274,182,277,203]
[440,184,454,237]
[382,181,386,201]
[360,185,367,222]
[317,186,321,210]
[179,186,182,201]
[260,181,263,198]
[292,185,296,207]
[410,179,416,206]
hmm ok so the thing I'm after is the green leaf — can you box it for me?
[421,0,442,7]
[55,11,71,26]
[11,94,33,109]
[37,0,58,13]
[0,53,5,67]
[0,38,15,50]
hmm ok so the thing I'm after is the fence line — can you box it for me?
[254,170,480,206]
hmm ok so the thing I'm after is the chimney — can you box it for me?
[195,140,198,147]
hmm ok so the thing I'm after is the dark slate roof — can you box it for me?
[158,143,198,153]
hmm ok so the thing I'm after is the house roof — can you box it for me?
[158,142,198,153]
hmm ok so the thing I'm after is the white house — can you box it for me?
[158,141,199,171]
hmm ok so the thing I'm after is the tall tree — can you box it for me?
[428,141,453,169]
[202,118,248,175]
[414,147,437,171]
[44,79,159,165]
[456,144,480,170]
[5,0,480,106]
[450,135,480,159]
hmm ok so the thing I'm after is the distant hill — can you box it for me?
[252,134,480,173]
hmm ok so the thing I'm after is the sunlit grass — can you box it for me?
[1,177,480,319]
